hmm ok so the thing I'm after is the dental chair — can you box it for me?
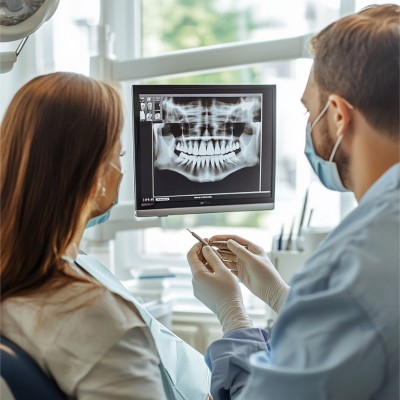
[0,336,66,400]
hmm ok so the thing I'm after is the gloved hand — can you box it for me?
[187,242,253,333]
[209,235,289,313]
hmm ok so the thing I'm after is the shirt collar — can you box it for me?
[359,163,400,206]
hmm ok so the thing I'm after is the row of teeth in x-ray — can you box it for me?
[175,139,240,156]
[176,152,238,169]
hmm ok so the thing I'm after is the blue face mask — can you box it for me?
[86,209,112,228]
[304,101,349,192]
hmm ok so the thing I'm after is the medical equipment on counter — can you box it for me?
[269,226,331,284]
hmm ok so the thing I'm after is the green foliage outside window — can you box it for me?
[141,0,261,85]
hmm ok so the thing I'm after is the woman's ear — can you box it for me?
[94,163,108,195]
[95,178,107,198]
[328,94,354,137]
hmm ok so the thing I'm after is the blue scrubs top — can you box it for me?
[206,163,400,400]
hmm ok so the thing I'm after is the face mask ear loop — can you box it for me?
[311,100,331,130]
[329,134,344,162]
[109,162,125,176]
[342,98,354,110]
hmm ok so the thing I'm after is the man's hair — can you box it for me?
[310,4,399,139]
[0,72,123,300]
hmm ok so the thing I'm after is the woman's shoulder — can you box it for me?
[2,282,158,396]
[1,280,149,380]
[56,281,146,329]
[49,282,151,377]
[2,280,146,337]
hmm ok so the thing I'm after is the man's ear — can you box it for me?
[328,94,354,137]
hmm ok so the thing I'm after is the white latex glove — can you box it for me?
[187,242,253,333]
[209,235,290,313]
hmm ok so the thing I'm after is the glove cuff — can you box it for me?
[217,296,253,333]
[267,281,290,313]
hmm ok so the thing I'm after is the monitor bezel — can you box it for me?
[132,84,276,217]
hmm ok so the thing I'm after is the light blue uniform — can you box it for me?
[206,163,400,400]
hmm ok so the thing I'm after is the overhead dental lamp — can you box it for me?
[0,0,59,73]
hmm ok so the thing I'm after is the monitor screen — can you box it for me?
[132,84,276,217]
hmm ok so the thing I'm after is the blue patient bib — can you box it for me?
[76,254,211,400]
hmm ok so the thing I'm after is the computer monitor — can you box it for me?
[132,84,276,217]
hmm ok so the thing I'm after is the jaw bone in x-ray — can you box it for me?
[153,96,262,183]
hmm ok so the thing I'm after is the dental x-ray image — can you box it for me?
[153,95,262,184]
[133,85,275,217]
